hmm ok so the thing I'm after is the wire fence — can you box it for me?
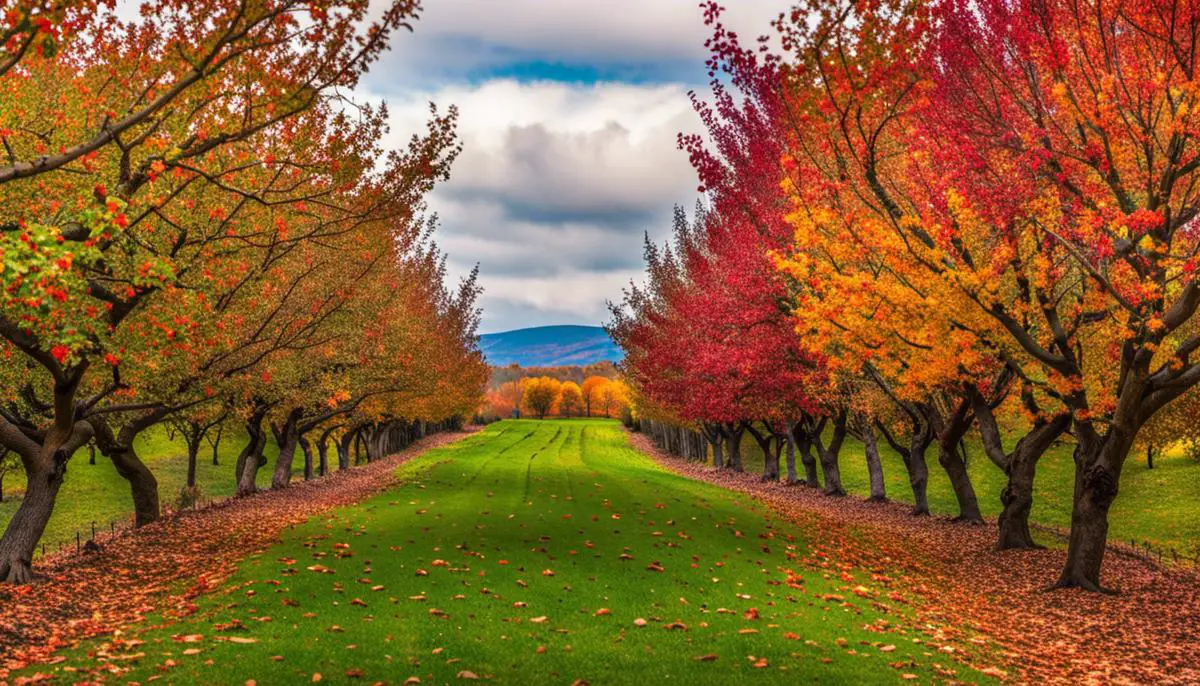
[1029,522,1200,572]
[32,494,230,561]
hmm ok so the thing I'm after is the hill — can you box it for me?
[479,325,622,367]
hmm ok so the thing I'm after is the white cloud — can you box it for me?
[375,80,707,331]
[351,1,793,332]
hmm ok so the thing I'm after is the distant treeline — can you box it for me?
[488,362,620,390]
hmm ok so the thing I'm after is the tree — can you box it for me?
[580,376,610,417]
[597,379,630,419]
[0,0,465,583]
[767,0,1200,590]
[559,382,583,417]
[521,377,562,420]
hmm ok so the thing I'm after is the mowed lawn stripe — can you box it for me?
[12,420,998,685]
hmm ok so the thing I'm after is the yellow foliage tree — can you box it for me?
[559,382,583,418]
[521,377,562,420]
[581,376,610,417]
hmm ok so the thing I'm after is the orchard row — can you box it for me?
[0,2,487,583]
[610,0,1200,593]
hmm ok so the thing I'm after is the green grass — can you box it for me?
[14,420,996,684]
[0,427,275,555]
[735,432,1200,554]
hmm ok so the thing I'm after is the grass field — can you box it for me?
[12,419,996,684]
[734,432,1200,554]
[5,417,1197,566]
[0,427,274,555]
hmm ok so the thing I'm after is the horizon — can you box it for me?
[478,322,608,336]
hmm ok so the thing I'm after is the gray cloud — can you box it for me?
[376,80,707,332]
[354,2,787,332]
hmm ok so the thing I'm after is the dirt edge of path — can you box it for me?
[0,428,478,672]
[627,429,1200,686]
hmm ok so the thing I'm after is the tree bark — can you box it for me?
[236,407,269,497]
[970,386,1071,549]
[338,429,355,471]
[784,430,798,484]
[0,374,93,583]
[317,425,340,477]
[925,399,983,523]
[270,409,303,490]
[860,421,887,502]
[91,412,168,528]
[703,424,725,468]
[0,465,64,582]
[789,420,821,487]
[301,436,314,481]
[210,424,223,466]
[876,419,931,515]
[904,427,932,515]
[1055,431,1127,592]
[109,445,160,527]
[745,422,779,482]
[813,411,848,496]
[185,435,201,489]
[722,423,745,472]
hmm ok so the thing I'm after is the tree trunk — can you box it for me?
[318,425,339,477]
[789,421,820,487]
[724,424,744,472]
[937,442,981,523]
[211,424,223,466]
[784,431,798,484]
[301,437,314,481]
[270,409,303,490]
[185,436,201,489]
[997,449,1041,549]
[338,430,355,471]
[109,446,160,527]
[928,399,983,523]
[705,426,725,469]
[237,437,265,496]
[861,423,887,502]
[1055,433,1126,592]
[746,423,779,482]
[236,410,268,497]
[970,387,1070,549]
[0,465,63,583]
[0,374,92,583]
[814,411,848,496]
[91,414,165,528]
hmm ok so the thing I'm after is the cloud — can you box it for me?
[375,80,707,332]
[364,0,785,89]
[352,1,791,333]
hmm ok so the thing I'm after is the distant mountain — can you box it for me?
[479,325,622,368]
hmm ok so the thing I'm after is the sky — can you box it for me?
[359,0,787,333]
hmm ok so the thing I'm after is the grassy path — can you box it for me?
[11,420,999,684]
